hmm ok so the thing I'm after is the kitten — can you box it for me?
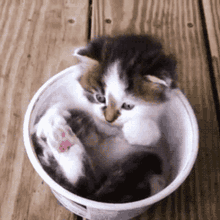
[32,34,177,202]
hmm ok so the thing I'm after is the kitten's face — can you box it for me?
[78,60,169,127]
[76,35,177,126]
[78,61,143,125]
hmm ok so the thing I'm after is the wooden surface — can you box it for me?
[0,0,220,219]
[0,1,88,220]
[201,0,220,101]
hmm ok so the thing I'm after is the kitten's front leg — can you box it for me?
[34,104,95,186]
[122,118,161,146]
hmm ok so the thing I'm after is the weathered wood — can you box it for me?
[0,0,89,219]
[92,0,220,219]
[1,0,220,219]
[201,0,220,104]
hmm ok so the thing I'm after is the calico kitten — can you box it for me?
[33,34,177,203]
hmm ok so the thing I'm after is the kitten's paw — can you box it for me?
[35,106,80,152]
[149,175,166,195]
[54,125,81,153]
[123,118,161,146]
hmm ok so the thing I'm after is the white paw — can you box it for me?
[58,142,88,185]
[122,118,161,146]
[34,106,91,185]
[35,106,81,152]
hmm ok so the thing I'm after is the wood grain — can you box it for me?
[1,0,220,219]
[0,0,88,219]
[201,0,220,103]
[91,0,220,219]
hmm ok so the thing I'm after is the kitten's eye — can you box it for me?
[122,103,134,110]
[96,94,106,103]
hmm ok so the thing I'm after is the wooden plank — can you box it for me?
[0,0,89,219]
[201,0,220,101]
[91,0,220,219]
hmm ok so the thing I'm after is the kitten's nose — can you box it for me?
[103,106,120,123]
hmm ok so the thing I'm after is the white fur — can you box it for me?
[104,61,126,106]
[55,144,86,184]
[123,118,161,146]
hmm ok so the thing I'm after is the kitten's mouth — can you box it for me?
[106,121,123,128]
[99,117,122,128]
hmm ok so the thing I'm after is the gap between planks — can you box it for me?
[198,0,220,134]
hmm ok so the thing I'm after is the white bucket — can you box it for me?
[23,65,199,220]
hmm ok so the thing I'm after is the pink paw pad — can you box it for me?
[59,132,74,152]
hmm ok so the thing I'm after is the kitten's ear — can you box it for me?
[145,53,178,89]
[145,71,177,89]
[144,73,176,101]
[145,75,170,87]
[74,37,108,62]
[143,52,178,89]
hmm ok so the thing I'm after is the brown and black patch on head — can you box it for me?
[130,74,168,102]
[76,34,177,102]
[77,64,104,94]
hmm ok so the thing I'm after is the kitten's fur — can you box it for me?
[32,110,164,202]
[32,34,177,203]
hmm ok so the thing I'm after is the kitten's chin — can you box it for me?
[94,117,122,136]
